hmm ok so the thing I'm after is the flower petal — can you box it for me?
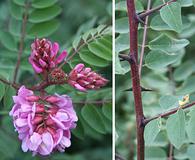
[55,50,67,64]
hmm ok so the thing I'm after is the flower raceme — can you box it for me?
[28,38,108,92]
[9,38,108,156]
[29,38,67,73]
[9,86,78,156]
[68,63,108,92]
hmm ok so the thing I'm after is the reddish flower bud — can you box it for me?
[68,63,108,92]
[29,38,68,73]
[45,96,60,104]
[26,95,40,102]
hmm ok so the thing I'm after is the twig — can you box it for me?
[126,0,145,159]
[168,144,173,160]
[13,2,29,83]
[0,77,20,90]
[144,102,195,125]
[139,0,151,77]
[138,0,176,20]
[115,153,126,160]
[59,26,108,69]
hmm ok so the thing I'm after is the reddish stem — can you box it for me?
[126,0,145,159]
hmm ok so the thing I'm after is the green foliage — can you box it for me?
[116,0,195,159]
[0,0,112,159]
[166,109,186,149]
[160,2,182,33]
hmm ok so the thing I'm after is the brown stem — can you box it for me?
[144,102,195,125]
[13,2,29,83]
[139,0,176,20]
[126,0,145,159]
[168,144,173,160]
[0,77,20,90]
[139,0,151,77]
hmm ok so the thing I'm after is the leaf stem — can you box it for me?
[144,102,195,125]
[13,2,29,84]
[139,0,151,77]
[58,25,108,69]
[138,0,177,20]
[0,77,20,90]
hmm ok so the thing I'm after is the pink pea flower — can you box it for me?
[29,38,67,73]
[68,63,108,92]
[9,86,77,156]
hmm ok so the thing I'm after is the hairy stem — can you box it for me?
[13,2,29,83]
[126,0,145,159]
[139,0,151,77]
[144,102,195,125]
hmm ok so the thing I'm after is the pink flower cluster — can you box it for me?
[68,64,108,92]
[29,38,67,73]
[9,86,77,156]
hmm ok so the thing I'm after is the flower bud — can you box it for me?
[68,63,108,91]
[29,38,68,74]
[26,95,40,102]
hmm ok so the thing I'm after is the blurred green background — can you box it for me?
[0,0,112,160]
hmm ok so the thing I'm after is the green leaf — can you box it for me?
[173,61,195,81]
[150,15,173,31]
[148,34,189,53]
[178,0,193,7]
[159,95,179,111]
[9,18,21,37]
[144,119,161,146]
[115,0,144,12]
[187,144,195,160]
[115,52,130,74]
[102,103,112,121]
[27,19,60,38]
[81,105,106,134]
[79,49,110,67]
[3,86,16,109]
[88,36,112,61]
[13,0,25,6]
[29,5,62,23]
[166,109,186,149]
[32,0,58,9]
[145,147,166,160]
[160,2,182,33]
[177,75,195,95]
[72,36,81,49]
[115,17,129,33]
[72,114,85,140]
[115,33,129,53]
[186,108,195,143]
[0,130,18,158]
[10,1,24,20]
[193,0,195,6]
[0,31,17,51]
[0,82,5,101]
[145,50,179,70]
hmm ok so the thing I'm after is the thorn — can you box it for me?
[136,14,145,25]
[124,86,154,92]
